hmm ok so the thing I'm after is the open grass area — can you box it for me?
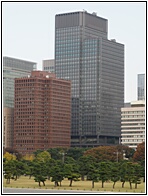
[3,176,145,193]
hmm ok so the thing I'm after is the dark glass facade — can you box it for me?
[55,11,124,147]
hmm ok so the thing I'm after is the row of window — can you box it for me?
[122,139,145,142]
[122,115,145,118]
[122,111,145,114]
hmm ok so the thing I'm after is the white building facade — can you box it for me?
[121,100,145,150]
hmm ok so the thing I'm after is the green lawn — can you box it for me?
[3,176,145,193]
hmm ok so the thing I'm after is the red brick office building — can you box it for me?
[14,71,71,155]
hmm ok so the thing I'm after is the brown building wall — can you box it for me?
[3,107,14,148]
[14,71,71,155]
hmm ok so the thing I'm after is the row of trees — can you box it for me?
[3,142,145,189]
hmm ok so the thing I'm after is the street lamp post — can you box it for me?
[113,151,122,162]
[113,151,119,162]
[114,150,128,162]
[59,152,67,164]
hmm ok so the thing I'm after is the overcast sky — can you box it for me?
[2,2,146,102]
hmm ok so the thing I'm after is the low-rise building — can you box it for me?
[121,100,145,149]
[42,59,55,73]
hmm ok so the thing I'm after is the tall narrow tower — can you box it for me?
[55,11,124,147]
[137,74,145,100]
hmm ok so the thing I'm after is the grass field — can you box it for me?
[3,176,145,193]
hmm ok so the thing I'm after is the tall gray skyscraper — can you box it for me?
[138,74,145,100]
[55,11,124,147]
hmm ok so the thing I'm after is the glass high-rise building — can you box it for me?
[138,74,145,100]
[3,56,37,108]
[55,11,124,147]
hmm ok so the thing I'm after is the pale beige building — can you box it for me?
[3,107,14,148]
[121,100,145,149]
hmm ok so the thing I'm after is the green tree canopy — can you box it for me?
[98,162,111,188]
[35,151,51,162]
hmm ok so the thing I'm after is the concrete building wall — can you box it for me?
[121,100,145,149]
[42,59,55,73]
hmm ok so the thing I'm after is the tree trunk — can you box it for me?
[29,175,32,179]
[60,181,62,186]
[122,181,125,188]
[135,183,137,189]
[129,181,132,189]
[39,181,41,187]
[69,179,73,187]
[15,175,17,181]
[6,178,10,184]
[55,182,58,187]
[113,182,115,189]
[102,181,104,188]
[92,181,94,188]
[42,181,45,186]
[81,175,85,181]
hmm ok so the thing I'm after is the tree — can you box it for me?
[78,155,96,181]
[84,146,123,162]
[46,158,56,180]
[98,162,110,188]
[87,163,99,188]
[132,163,143,189]
[33,149,44,158]
[64,161,80,187]
[64,164,80,187]
[133,142,145,162]
[50,160,64,186]
[23,154,35,161]
[33,161,47,187]
[11,160,26,180]
[47,148,67,160]
[3,160,16,184]
[110,162,120,188]
[66,147,89,161]
[119,161,128,188]
[35,151,51,162]
[3,147,22,160]
[3,152,16,161]
[125,162,137,189]
[23,160,35,179]
[133,142,145,182]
